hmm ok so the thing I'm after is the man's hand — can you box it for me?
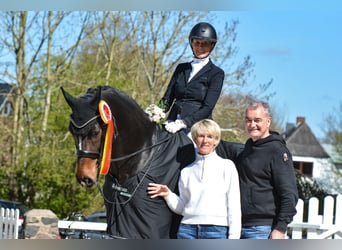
[269,229,286,239]
[164,119,187,133]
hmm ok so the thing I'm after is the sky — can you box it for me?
[214,10,341,139]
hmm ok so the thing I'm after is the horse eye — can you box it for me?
[88,125,101,137]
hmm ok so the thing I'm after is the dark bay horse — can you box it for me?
[61,85,196,239]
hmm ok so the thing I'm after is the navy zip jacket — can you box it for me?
[161,60,224,128]
[235,132,298,233]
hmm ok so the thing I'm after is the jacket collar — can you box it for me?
[186,59,213,82]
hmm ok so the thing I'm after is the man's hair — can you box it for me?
[246,100,272,118]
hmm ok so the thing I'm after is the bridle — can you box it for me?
[70,109,175,204]
[71,112,173,173]
[70,113,118,175]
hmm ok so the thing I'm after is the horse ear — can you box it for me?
[60,87,77,108]
[92,86,102,106]
[61,86,101,128]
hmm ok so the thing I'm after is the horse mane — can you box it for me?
[85,85,149,121]
[100,86,143,110]
[100,86,159,185]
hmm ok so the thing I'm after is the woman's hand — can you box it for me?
[147,183,170,198]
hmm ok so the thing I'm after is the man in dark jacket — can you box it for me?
[235,101,298,239]
[160,22,224,133]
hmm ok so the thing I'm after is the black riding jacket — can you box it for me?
[235,132,298,233]
[161,60,224,128]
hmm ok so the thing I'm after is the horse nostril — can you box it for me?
[77,176,95,188]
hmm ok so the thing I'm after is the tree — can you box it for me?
[0,11,105,217]
[323,102,342,156]
[70,11,275,135]
[0,11,41,201]
[68,11,209,103]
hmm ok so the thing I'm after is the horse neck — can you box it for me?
[123,120,155,147]
[109,117,157,184]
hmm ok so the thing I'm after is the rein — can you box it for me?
[70,99,177,204]
[97,131,176,205]
[110,132,175,162]
[71,109,174,168]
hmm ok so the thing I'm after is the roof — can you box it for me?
[283,121,330,158]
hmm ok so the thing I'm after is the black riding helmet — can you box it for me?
[189,22,217,54]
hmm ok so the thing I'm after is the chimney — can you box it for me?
[296,116,305,125]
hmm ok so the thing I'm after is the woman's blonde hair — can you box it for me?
[191,119,221,143]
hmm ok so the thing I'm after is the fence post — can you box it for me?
[323,196,335,239]
[335,195,342,239]
[22,209,59,239]
[291,199,304,239]
[307,197,321,239]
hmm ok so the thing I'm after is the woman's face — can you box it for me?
[191,39,214,59]
[194,131,218,155]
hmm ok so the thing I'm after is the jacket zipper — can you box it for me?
[200,155,205,181]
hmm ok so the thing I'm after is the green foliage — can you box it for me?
[0,167,10,198]
[14,93,99,217]
[323,102,342,159]
[295,172,329,202]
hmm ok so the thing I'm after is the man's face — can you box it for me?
[244,106,271,141]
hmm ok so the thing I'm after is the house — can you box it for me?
[0,83,15,165]
[283,116,342,194]
[0,83,15,116]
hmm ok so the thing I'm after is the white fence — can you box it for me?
[0,208,22,239]
[287,195,342,239]
[58,195,342,239]
[2,195,342,239]
[58,220,107,232]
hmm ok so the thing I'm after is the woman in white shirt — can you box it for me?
[147,119,241,239]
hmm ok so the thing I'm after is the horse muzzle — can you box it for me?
[76,157,99,188]
[77,175,96,188]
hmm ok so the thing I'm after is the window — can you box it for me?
[293,161,313,178]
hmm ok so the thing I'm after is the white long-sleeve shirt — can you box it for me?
[188,57,210,82]
[164,150,241,239]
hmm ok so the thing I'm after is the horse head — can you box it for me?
[61,86,156,188]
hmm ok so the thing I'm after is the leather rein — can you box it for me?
[70,113,174,204]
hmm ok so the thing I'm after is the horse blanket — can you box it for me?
[103,128,195,239]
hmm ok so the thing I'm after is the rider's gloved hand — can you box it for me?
[164,119,187,133]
